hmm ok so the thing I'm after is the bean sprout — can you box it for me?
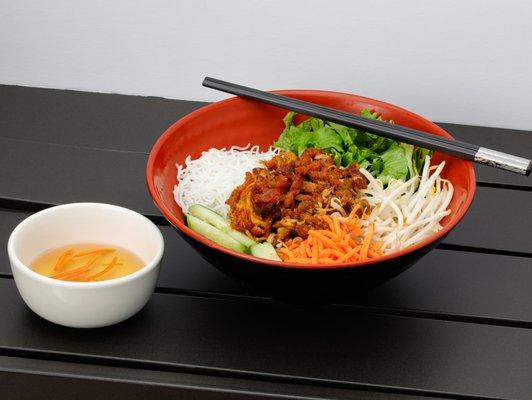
[360,156,453,253]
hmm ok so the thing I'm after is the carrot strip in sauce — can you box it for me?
[102,261,123,267]
[52,252,103,280]
[84,257,119,281]
[53,248,74,272]
[73,248,115,258]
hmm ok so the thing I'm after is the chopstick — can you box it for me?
[203,77,531,176]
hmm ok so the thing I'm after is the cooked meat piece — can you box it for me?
[227,148,367,243]
[301,181,317,193]
[283,174,303,208]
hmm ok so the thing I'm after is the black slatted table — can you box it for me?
[1,85,531,400]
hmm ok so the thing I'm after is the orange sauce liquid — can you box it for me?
[30,244,144,282]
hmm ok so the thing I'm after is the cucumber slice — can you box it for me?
[186,214,247,253]
[188,204,256,247]
[188,204,230,230]
[228,230,257,247]
[250,242,282,261]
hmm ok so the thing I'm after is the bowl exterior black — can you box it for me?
[175,227,447,301]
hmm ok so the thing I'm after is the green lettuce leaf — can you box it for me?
[273,109,431,185]
[310,126,344,153]
[328,122,354,147]
[299,117,324,132]
[376,142,409,185]
[274,125,301,151]
[283,111,297,128]
[413,147,433,175]
[401,143,415,179]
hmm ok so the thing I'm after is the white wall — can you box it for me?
[1,0,531,129]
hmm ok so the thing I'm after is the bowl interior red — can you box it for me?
[147,90,475,268]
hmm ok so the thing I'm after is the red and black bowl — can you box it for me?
[146,90,476,299]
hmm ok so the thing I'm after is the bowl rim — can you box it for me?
[146,89,476,270]
[7,202,165,287]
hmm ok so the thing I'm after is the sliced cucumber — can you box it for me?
[186,214,247,253]
[187,208,281,261]
[228,230,256,247]
[250,242,282,261]
[188,204,256,247]
[188,204,230,231]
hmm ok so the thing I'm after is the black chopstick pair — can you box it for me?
[203,77,531,176]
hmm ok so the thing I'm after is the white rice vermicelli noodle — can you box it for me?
[174,144,279,217]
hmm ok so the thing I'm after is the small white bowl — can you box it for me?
[7,203,164,328]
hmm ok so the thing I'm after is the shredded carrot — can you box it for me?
[53,248,74,272]
[278,247,295,260]
[317,238,324,254]
[277,212,382,265]
[320,249,333,257]
[320,215,335,231]
[317,257,337,263]
[346,219,361,235]
[318,230,336,239]
[333,217,341,235]
[73,248,115,258]
[338,246,361,262]
[360,223,374,260]
[101,261,123,267]
[291,257,315,263]
[83,257,119,281]
[311,238,319,263]
[368,248,381,258]
[348,205,360,219]
[52,252,102,280]
[373,240,384,250]
[327,249,344,258]
[348,237,359,248]
[337,240,351,252]
[308,231,343,252]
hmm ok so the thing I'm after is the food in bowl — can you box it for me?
[30,244,144,282]
[147,89,474,295]
[8,203,164,328]
[174,110,454,264]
